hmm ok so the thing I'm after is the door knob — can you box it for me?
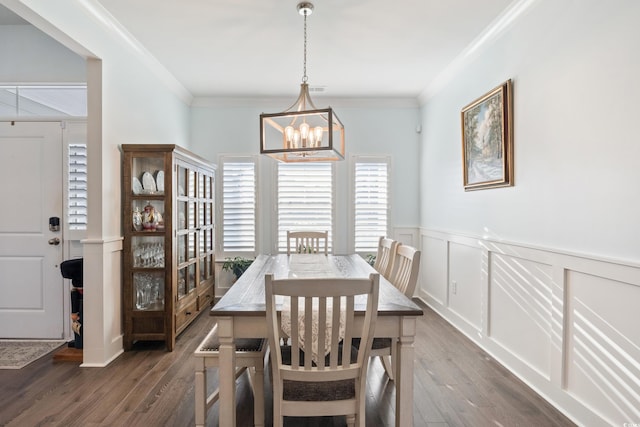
[48,237,61,245]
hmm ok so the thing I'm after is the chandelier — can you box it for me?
[259,2,345,162]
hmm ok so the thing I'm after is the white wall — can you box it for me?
[2,0,192,366]
[0,25,85,82]
[421,0,640,263]
[418,0,640,425]
[190,99,421,254]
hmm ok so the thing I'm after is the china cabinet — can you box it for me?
[121,144,216,351]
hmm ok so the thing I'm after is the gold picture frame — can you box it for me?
[461,79,513,191]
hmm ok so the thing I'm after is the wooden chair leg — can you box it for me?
[253,363,265,426]
[381,354,394,381]
[272,381,283,427]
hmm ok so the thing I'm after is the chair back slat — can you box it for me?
[328,296,340,367]
[291,297,300,368]
[304,297,314,369]
[342,295,355,368]
[316,297,326,370]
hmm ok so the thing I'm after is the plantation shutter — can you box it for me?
[222,160,256,252]
[354,159,389,252]
[277,162,333,253]
[68,144,87,230]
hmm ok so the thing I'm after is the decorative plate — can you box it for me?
[155,170,165,193]
[141,171,157,192]
[132,177,143,195]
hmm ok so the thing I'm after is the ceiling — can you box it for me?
[2,0,515,100]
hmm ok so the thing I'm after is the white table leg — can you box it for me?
[396,316,417,427]
[217,317,236,427]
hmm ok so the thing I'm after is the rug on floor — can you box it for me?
[0,340,66,369]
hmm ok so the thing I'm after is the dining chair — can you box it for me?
[194,324,268,427]
[388,244,421,297]
[371,243,421,380]
[265,273,380,427]
[373,236,398,279]
[287,230,329,255]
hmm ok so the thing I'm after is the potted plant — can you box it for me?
[365,254,376,266]
[221,257,253,281]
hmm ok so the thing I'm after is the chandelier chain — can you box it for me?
[303,10,308,83]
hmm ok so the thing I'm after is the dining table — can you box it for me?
[209,253,424,427]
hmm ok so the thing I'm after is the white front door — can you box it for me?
[0,121,65,339]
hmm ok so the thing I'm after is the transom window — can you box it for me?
[0,85,87,117]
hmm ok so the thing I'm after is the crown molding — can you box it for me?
[191,96,419,109]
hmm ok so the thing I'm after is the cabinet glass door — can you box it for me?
[198,173,215,284]
[177,162,197,300]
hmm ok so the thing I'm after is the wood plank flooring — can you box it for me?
[0,301,576,426]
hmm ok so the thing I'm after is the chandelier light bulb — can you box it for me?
[313,126,323,147]
[285,126,295,147]
[300,122,310,146]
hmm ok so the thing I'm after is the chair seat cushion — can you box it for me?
[279,344,358,401]
[283,378,355,401]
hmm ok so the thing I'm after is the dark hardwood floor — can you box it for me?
[0,301,576,426]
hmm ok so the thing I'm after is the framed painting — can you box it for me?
[461,79,513,190]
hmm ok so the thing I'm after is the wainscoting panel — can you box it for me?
[448,241,483,332]
[489,252,553,380]
[421,235,448,304]
[418,228,640,426]
[565,270,640,424]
